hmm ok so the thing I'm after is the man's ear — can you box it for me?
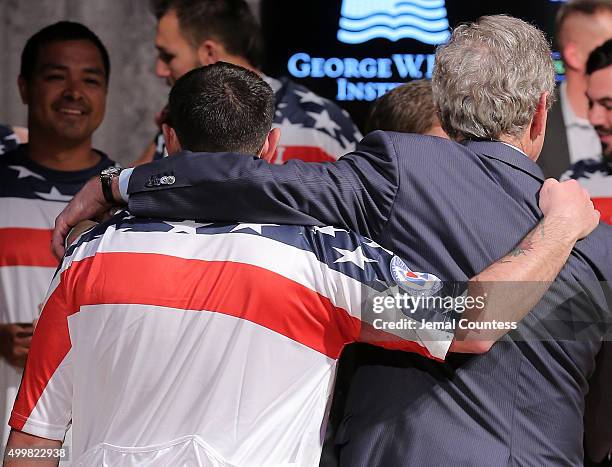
[530,92,549,142]
[162,123,182,155]
[197,39,222,66]
[17,76,28,104]
[259,128,281,163]
[563,42,584,72]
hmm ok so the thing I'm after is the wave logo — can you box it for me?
[337,0,450,45]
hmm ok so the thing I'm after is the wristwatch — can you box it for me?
[100,166,123,204]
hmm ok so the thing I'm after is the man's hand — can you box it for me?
[539,178,600,241]
[0,323,34,368]
[52,176,123,259]
[455,178,600,352]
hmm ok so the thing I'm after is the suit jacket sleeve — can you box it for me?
[128,131,400,239]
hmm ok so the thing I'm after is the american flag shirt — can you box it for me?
[152,75,362,163]
[0,145,115,447]
[11,212,456,467]
[561,158,612,225]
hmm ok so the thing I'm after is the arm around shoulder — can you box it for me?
[127,131,400,238]
[449,179,600,354]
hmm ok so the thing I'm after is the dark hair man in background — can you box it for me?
[538,0,612,178]
[0,21,115,449]
[4,62,557,467]
[562,39,612,225]
[134,0,361,166]
[365,79,447,138]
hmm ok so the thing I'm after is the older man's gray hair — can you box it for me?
[432,15,556,141]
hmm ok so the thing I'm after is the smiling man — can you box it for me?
[589,42,612,157]
[134,0,361,166]
[0,21,115,448]
[562,39,612,224]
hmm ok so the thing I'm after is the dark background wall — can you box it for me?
[260,0,561,132]
[0,0,260,167]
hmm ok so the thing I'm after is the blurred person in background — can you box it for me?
[0,21,115,449]
[562,39,612,225]
[365,79,447,138]
[134,0,361,166]
[538,0,612,178]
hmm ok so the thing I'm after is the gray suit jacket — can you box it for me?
[128,132,612,466]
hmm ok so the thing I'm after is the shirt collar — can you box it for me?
[499,141,528,157]
[461,140,545,182]
[560,81,592,129]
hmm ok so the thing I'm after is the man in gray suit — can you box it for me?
[54,16,610,466]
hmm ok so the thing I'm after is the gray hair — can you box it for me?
[432,15,556,141]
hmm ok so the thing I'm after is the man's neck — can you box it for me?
[564,70,589,120]
[223,54,260,75]
[26,132,101,171]
[498,136,533,160]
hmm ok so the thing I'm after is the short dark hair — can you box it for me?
[20,21,110,83]
[168,62,274,154]
[555,0,612,48]
[151,0,263,68]
[366,80,437,134]
[587,38,612,74]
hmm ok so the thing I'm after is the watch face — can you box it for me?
[102,167,121,176]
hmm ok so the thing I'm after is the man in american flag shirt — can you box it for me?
[134,0,361,166]
[0,22,115,452]
[6,63,598,467]
[561,39,612,225]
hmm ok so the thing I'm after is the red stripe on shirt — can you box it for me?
[10,279,69,431]
[0,228,58,267]
[276,146,337,163]
[592,198,612,225]
[74,252,361,357]
[11,252,359,429]
[10,251,435,430]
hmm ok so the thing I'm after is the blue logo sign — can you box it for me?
[337,0,451,45]
[390,256,443,296]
